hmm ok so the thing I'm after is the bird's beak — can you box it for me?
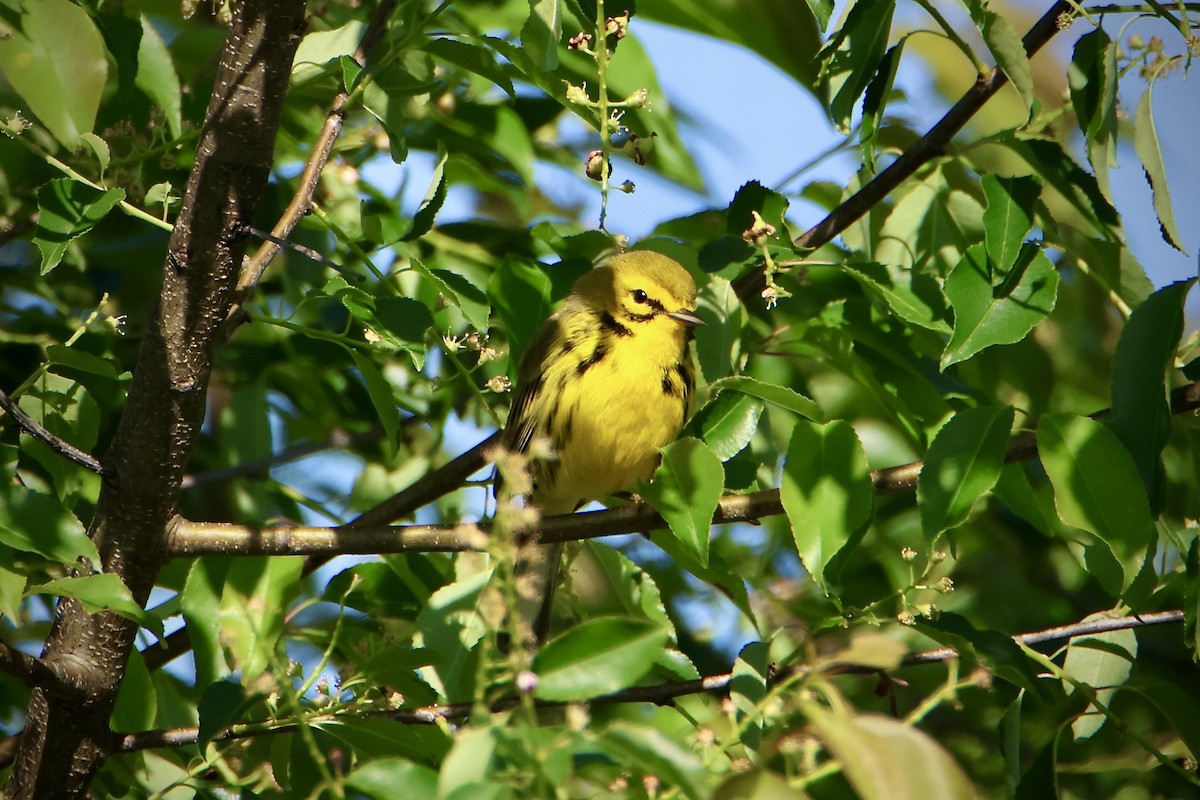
[668,309,705,327]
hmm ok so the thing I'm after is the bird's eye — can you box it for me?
[632,289,648,303]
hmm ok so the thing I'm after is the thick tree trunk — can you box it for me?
[4,1,307,795]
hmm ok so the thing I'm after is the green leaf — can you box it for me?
[694,392,763,461]
[401,148,448,242]
[715,770,808,800]
[111,649,155,731]
[135,14,182,139]
[374,296,435,368]
[841,262,950,334]
[1062,621,1136,740]
[362,62,437,164]
[981,11,1033,113]
[0,565,25,622]
[93,9,142,101]
[706,375,823,421]
[694,276,747,384]
[46,344,120,379]
[79,133,110,176]
[198,678,252,746]
[860,41,905,171]
[409,259,490,333]
[425,37,514,97]
[0,487,97,564]
[521,0,561,72]
[599,722,707,800]
[818,0,896,132]
[1070,29,1119,203]
[1187,537,1200,660]
[1111,280,1193,509]
[1036,414,1155,592]
[181,558,231,690]
[29,573,162,637]
[918,613,1048,698]
[780,420,873,592]
[321,718,450,764]
[1070,32,1117,140]
[730,641,770,755]
[640,0,823,87]
[1133,86,1185,253]
[533,617,669,701]
[804,702,974,800]
[941,244,1059,369]
[0,0,107,146]
[981,175,1039,278]
[218,556,304,681]
[350,350,403,452]
[995,136,1118,236]
[33,180,126,275]
[1126,660,1200,762]
[489,255,552,364]
[918,406,1014,536]
[347,758,439,798]
[639,438,723,567]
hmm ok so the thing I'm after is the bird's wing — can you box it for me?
[502,313,563,455]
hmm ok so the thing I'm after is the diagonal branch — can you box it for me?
[734,0,1073,299]
[113,609,1186,753]
[0,387,107,475]
[224,0,400,333]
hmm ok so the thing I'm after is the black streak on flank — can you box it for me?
[661,368,674,395]
[674,362,693,400]
[577,342,609,375]
[601,311,633,337]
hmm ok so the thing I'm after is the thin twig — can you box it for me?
[0,386,107,475]
[181,427,384,488]
[222,0,399,334]
[113,608,1187,753]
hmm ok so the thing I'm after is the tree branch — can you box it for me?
[734,0,1073,298]
[166,380,1200,558]
[112,609,1186,753]
[0,387,107,475]
[0,643,74,693]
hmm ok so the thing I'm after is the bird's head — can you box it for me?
[574,250,704,330]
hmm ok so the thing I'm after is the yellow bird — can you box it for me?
[500,250,704,642]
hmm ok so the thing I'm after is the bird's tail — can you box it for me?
[513,539,564,647]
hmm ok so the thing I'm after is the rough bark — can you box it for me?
[4,1,307,795]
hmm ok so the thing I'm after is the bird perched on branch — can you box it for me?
[499,249,704,644]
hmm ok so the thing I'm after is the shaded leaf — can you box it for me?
[981,175,1039,278]
[780,420,873,591]
[1133,86,1184,252]
[1111,279,1193,510]
[533,617,668,701]
[33,180,126,275]
[1036,414,1155,592]
[919,406,1014,536]
[639,438,723,567]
